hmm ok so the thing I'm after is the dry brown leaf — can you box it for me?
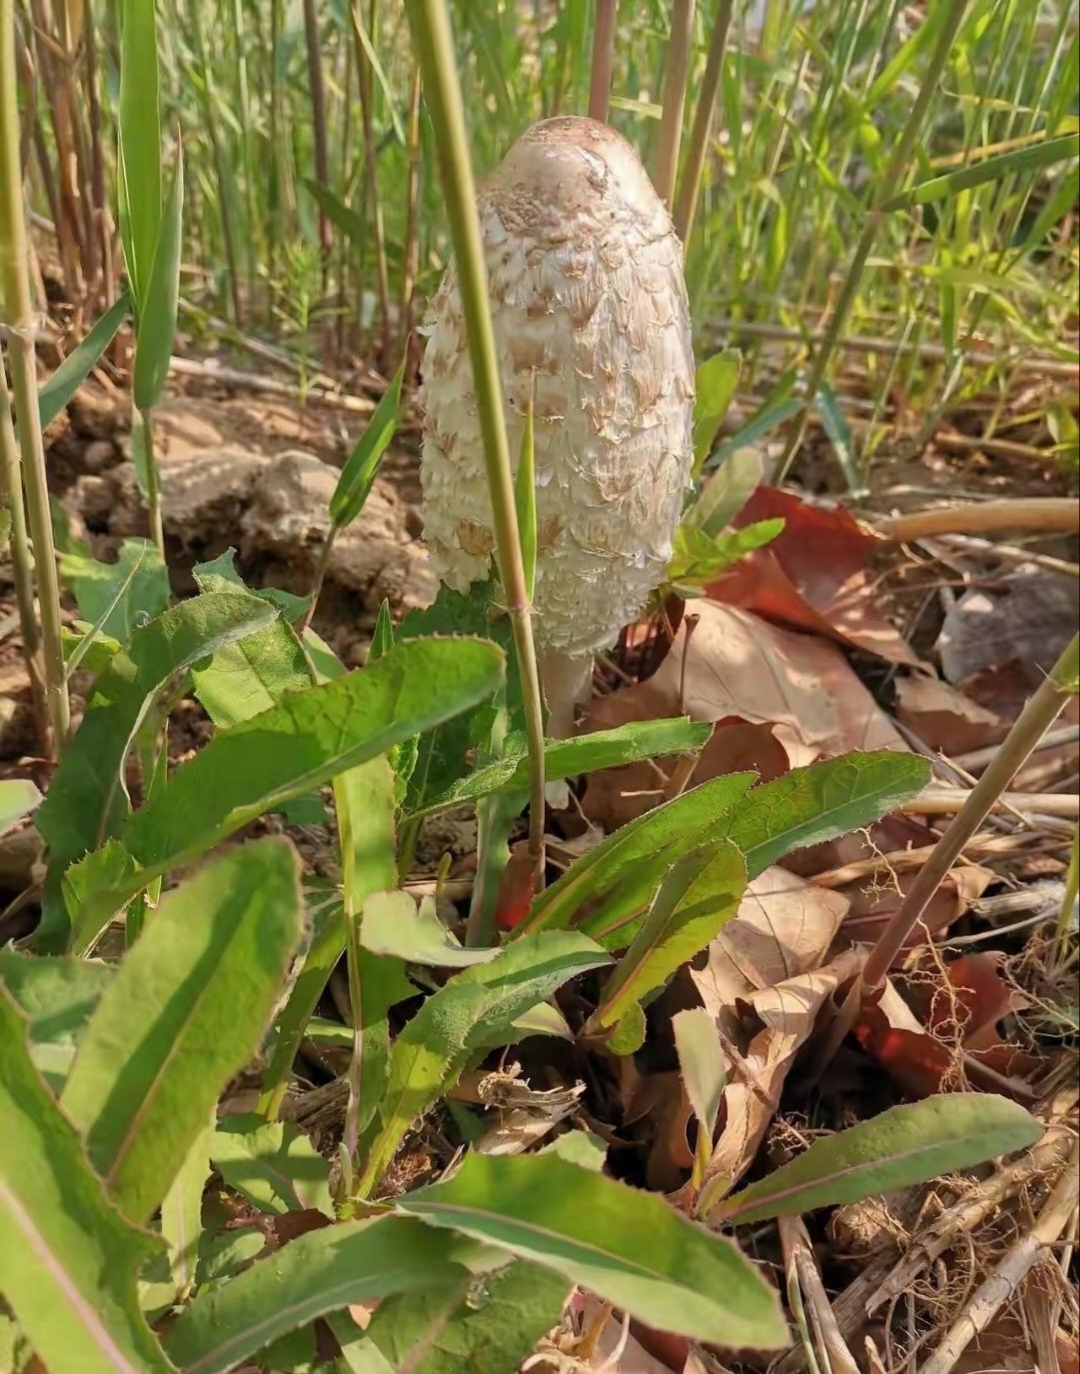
[704,486,922,666]
[840,862,995,947]
[894,673,1005,757]
[700,946,865,1193]
[693,867,851,1017]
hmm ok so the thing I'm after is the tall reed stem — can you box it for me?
[588,0,618,123]
[404,0,547,887]
[673,0,734,243]
[654,0,696,207]
[0,368,43,721]
[0,0,70,749]
[776,0,969,481]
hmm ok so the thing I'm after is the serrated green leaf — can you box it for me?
[0,950,114,1092]
[590,841,745,1031]
[68,639,505,944]
[132,143,183,412]
[58,537,170,644]
[667,518,784,592]
[366,1260,569,1374]
[693,348,742,470]
[165,1216,467,1374]
[36,591,278,952]
[161,1115,212,1301]
[516,772,757,939]
[689,446,764,537]
[330,362,405,529]
[0,987,172,1374]
[361,890,500,967]
[409,717,711,821]
[37,294,130,432]
[575,752,930,948]
[398,1153,788,1348]
[359,932,610,1192]
[211,1114,333,1218]
[61,839,303,1223]
[0,779,40,838]
[716,1095,1043,1225]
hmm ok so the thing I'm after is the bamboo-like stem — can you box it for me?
[776,0,970,482]
[673,0,734,243]
[404,0,547,887]
[302,0,331,263]
[400,61,422,363]
[817,631,1079,1075]
[653,0,696,207]
[138,408,166,561]
[878,497,1079,542]
[0,0,70,749]
[0,366,43,721]
[189,0,243,324]
[350,0,392,363]
[587,0,618,124]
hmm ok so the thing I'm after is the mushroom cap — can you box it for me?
[420,116,694,660]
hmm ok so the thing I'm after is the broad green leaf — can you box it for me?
[125,638,504,874]
[667,519,784,593]
[36,591,277,952]
[515,772,757,938]
[132,144,184,413]
[673,1007,726,1140]
[724,751,930,875]
[190,554,312,727]
[716,1095,1043,1225]
[360,932,610,1192]
[409,717,711,821]
[590,842,745,1032]
[0,988,172,1374]
[117,0,162,312]
[63,842,138,957]
[693,347,742,469]
[886,133,1080,210]
[398,1153,788,1348]
[0,950,113,1091]
[211,1114,333,1218]
[689,445,763,536]
[0,778,40,837]
[576,752,930,947]
[330,361,405,528]
[161,1116,212,1301]
[361,889,500,967]
[164,1216,466,1374]
[814,382,863,494]
[37,293,130,431]
[61,838,303,1222]
[69,640,505,945]
[58,537,170,644]
[543,1129,608,1170]
[366,1260,569,1374]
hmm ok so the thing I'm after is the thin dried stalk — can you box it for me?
[653,0,696,207]
[879,497,1079,542]
[350,0,392,362]
[0,0,70,748]
[400,61,422,361]
[918,1138,1080,1374]
[0,368,43,722]
[302,0,331,261]
[673,0,734,242]
[404,0,547,888]
[587,0,618,123]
